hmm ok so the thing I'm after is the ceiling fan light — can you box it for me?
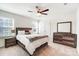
[37,13,41,16]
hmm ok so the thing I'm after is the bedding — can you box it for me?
[18,30,25,35]
[26,35,48,42]
[16,34,48,55]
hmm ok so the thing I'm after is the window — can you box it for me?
[0,17,14,37]
[32,20,40,34]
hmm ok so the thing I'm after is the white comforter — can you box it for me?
[16,34,48,55]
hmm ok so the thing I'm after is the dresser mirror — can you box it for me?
[57,21,72,33]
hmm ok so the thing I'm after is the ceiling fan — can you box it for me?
[28,6,49,15]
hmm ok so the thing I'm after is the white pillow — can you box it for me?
[18,31,25,35]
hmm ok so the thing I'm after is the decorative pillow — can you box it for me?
[18,31,25,35]
[25,32,30,35]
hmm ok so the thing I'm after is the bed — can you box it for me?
[16,28,49,56]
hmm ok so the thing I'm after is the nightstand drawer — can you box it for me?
[5,42,16,48]
[5,38,16,43]
[5,37,16,48]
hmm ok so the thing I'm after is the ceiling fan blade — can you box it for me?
[40,9,49,13]
[36,6,41,13]
[40,12,47,15]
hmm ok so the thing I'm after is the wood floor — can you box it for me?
[33,44,65,56]
[0,42,78,56]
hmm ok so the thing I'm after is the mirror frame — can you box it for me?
[57,21,72,33]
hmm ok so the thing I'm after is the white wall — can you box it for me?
[76,8,79,53]
[0,39,5,47]
[39,12,77,41]
[0,10,36,28]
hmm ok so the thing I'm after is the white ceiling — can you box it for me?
[0,3,79,20]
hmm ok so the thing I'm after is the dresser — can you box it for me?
[53,32,77,48]
[5,36,16,48]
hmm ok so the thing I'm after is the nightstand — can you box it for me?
[5,37,16,48]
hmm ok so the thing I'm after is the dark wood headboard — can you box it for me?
[16,27,32,35]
